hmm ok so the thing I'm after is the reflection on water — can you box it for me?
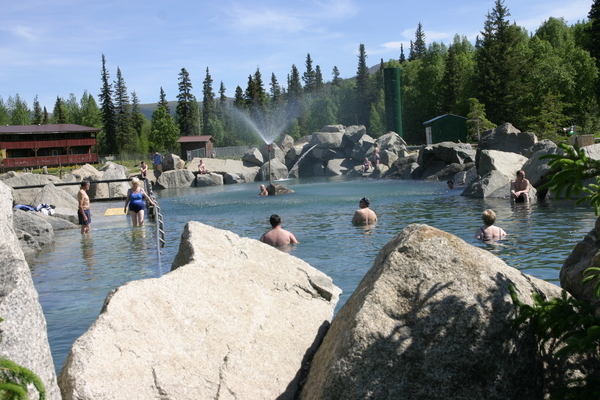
[29,177,598,374]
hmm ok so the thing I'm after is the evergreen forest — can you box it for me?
[1,0,600,156]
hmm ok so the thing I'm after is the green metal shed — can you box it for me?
[423,114,467,145]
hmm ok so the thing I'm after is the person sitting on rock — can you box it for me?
[198,160,209,174]
[362,158,373,173]
[260,214,299,247]
[474,209,506,241]
[510,170,530,203]
[352,197,378,225]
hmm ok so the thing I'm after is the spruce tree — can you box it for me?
[43,107,49,124]
[131,91,147,141]
[413,23,427,60]
[99,54,117,154]
[303,53,316,93]
[52,97,67,124]
[288,65,303,100]
[332,66,341,86]
[176,68,200,135]
[158,87,170,114]
[9,94,31,125]
[355,43,371,126]
[233,86,245,108]
[113,67,135,152]
[32,96,43,125]
[270,73,282,103]
[399,43,406,64]
[0,98,9,125]
[588,0,600,70]
[202,67,216,133]
[217,81,227,120]
[315,66,324,93]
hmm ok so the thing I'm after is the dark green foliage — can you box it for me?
[158,87,170,115]
[31,96,42,125]
[510,287,600,399]
[176,68,200,135]
[0,318,46,400]
[99,54,117,154]
[51,97,67,124]
[355,43,371,127]
[412,22,427,60]
[331,66,341,86]
[539,143,600,214]
[202,67,216,133]
[303,54,316,93]
[588,0,600,70]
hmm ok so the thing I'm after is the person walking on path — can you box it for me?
[124,177,155,227]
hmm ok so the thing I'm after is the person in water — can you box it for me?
[352,197,378,225]
[260,214,299,247]
[447,180,454,189]
[77,180,91,234]
[124,177,155,227]
[259,184,268,196]
[474,209,506,241]
[510,170,530,203]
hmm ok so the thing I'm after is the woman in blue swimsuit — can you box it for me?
[124,177,155,226]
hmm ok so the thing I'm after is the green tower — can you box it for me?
[383,67,403,138]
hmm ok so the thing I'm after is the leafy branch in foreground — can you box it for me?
[510,286,600,399]
[539,143,600,215]
[0,317,46,400]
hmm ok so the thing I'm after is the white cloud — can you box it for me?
[12,26,38,42]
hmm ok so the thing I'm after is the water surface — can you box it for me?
[29,177,597,373]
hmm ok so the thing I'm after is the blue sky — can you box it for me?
[0,0,594,111]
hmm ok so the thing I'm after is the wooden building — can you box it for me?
[177,135,215,161]
[423,114,468,145]
[0,124,100,170]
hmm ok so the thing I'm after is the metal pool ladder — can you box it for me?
[145,179,165,270]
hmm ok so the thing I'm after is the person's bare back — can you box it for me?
[260,214,299,247]
[352,197,378,225]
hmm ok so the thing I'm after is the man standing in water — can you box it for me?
[260,214,299,247]
[78,180,91,234]
[352,197,378,225]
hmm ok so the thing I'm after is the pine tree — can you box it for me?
[9,94,31,125]
[202,67,216,133]
[332,66,341,86]
[287,64,303,101]
[32,96,43,125]
[413,22,427,60]
[99,54,117,154]
[270,73,282,103]
[0,98,9,125]
[233,86,245,108]
[355,43,371,126]
[303,54,316,93]
[399,43,406,64]
[588,0,600,70]
[52,96,67,123]
[217,81,227,120]
[176,68,200,135]
[315,66,324,93]
[131,91,147,141]
[158,87,170,114]
[43,107,49,124]
[252,68,267,107]
[113,67,135,152]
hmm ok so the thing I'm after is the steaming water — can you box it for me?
[29,177,597,374]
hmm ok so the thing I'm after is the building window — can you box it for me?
[52,150,58,156]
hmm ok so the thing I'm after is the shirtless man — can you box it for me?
[510,170,530,203]
[259,184,268,196]
[77,180,91,234]
[352,197,378,225]
[260,214,299,247]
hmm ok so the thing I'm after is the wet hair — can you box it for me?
[360,197,370,206]
[80,180,90,188]
[269,214,282,228]
[131,177,140,187]
[447,180,454,184]
[482,209,496,226]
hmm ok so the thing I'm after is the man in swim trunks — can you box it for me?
[260,214,299,247]
[352,197,378,225]
[510,170,530,203]
[78,180,91,234]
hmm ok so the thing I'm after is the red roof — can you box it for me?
[177,135,214,143]
[0,124,102,134]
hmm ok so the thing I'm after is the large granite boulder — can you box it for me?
[258,158,289,181]
[375,131,407,154]
[12,209,55,251]
[59,221,340,400]
[424,162,474,182]
[260,143,286,165]
[301,224,565,400]
[0,182,61,400]
[32,183,78,210]
[155,169,196,189]
[350,135,376,161]
[100,162,130,198]
[561,216,600,313]
[343,125,367,144]
[522,146,563,189]
[312,148,346,162]
[2,173,62,206]
[325,159,356,176]
[478,123,538,157]
[380,149,399,167]
[461,170,512,198]
[266,183,295,196]
[418,141,476,169]
[242,147,264,166]
[477,149,529,177]
[276,134,295,155]
[386,155,419,179]
[195,172,224,187]
[190,158,259,183]
[370,163,389,178]
[320,124,344,133]
[161,153,185,171]
[309,131,346,149]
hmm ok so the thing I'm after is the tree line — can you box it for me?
[1,0,599,155]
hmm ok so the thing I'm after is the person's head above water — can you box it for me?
[359,197,370,207]
[482,209,497,226]
[269,214,282,228]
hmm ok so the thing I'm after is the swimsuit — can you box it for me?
[128,191,145,213]
[78,209,91,225]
